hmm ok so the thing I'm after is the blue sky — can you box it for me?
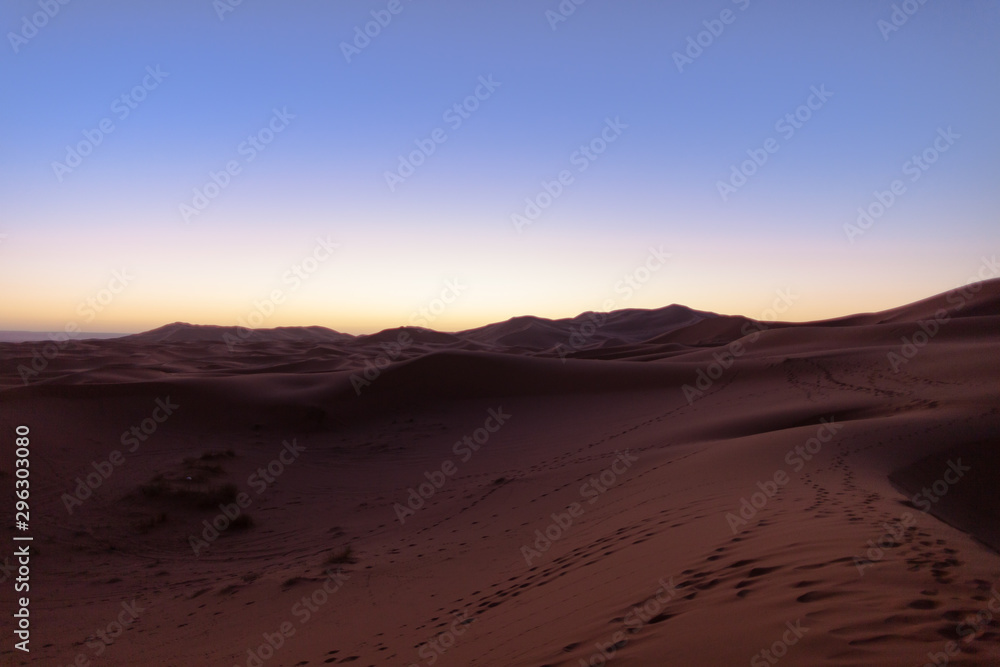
[2,0,998,333]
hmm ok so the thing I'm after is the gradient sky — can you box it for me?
[2,0,998,334]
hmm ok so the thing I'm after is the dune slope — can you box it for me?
[1,280,998,666]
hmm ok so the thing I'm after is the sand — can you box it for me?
[1,280,998,666]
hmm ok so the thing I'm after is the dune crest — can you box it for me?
[2,281,999,666]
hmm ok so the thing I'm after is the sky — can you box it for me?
[1,0,998,334]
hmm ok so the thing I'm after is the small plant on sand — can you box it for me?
[325,545,357,565]
[137,476,240,510]
[135,512,168,532]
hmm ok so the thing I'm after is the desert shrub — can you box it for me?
[326,545,357,565]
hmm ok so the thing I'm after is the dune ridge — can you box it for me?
[1,280,998,666]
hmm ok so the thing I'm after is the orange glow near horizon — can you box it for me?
[1,214,994,335]
[3,271,991,336]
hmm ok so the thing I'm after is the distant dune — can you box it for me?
[0,330,127,343]
[1,280,998,666]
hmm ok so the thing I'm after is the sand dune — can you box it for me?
[1,281,999,666]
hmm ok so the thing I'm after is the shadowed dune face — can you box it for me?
[1,280,999,666]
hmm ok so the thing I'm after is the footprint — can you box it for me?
[797,590,839,603]
[907,599,939,610]
[748,566,781,578]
